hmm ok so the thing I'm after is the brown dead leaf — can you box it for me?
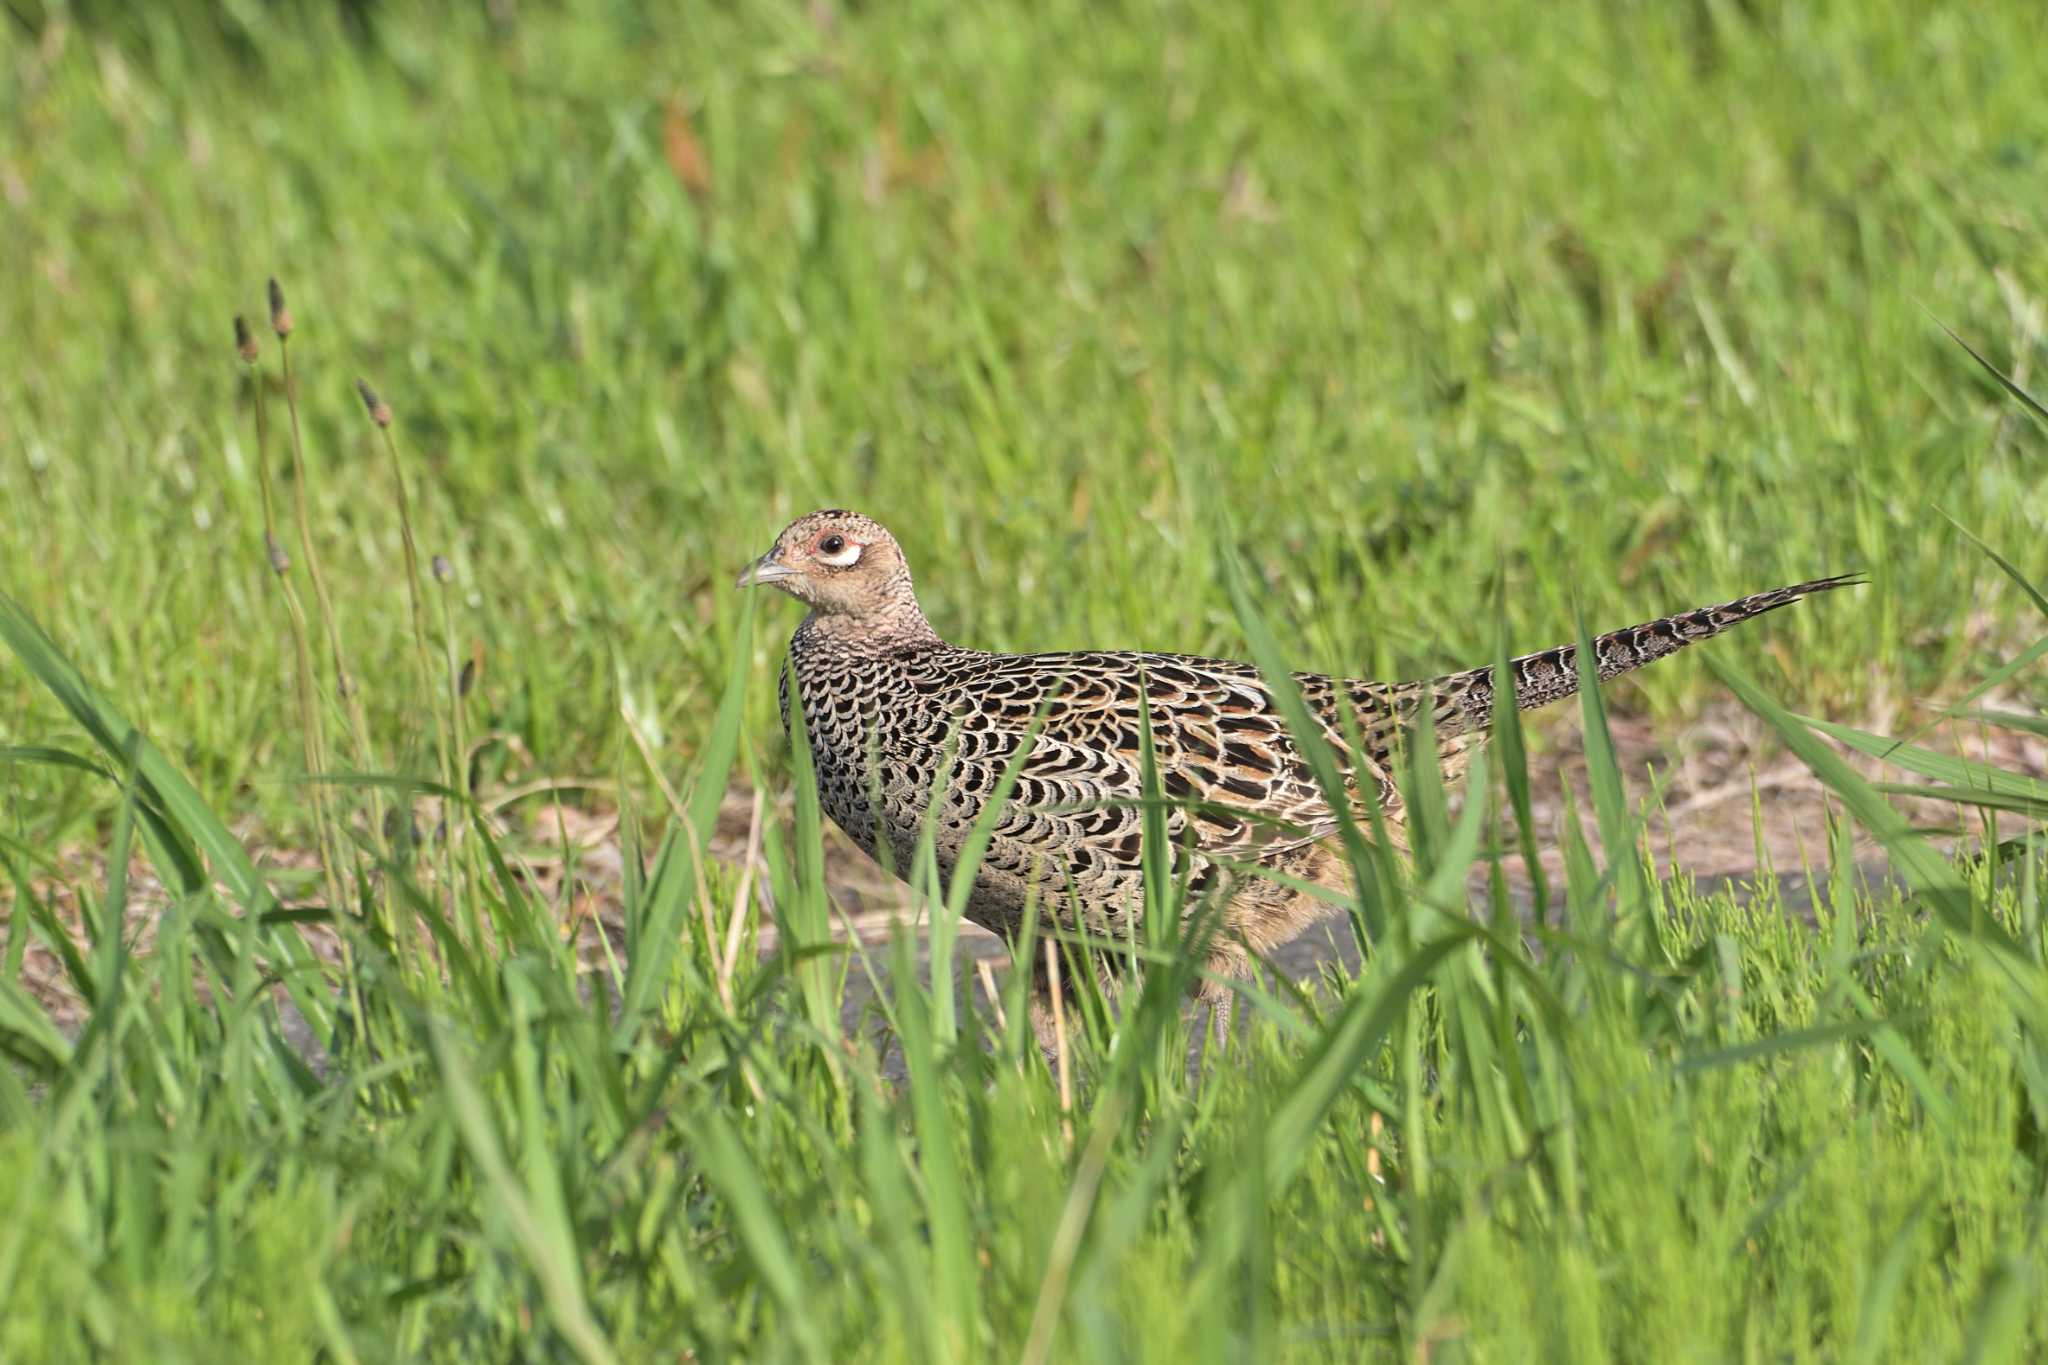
[663,95,713,204]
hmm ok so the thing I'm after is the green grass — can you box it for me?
[4,528,2048,1360]
[6,0,2048,1359]
[6,0,2048,839]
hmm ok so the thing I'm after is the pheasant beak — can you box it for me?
[735,551,797,589]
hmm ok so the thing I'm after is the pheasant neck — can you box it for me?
[799,596,944,653]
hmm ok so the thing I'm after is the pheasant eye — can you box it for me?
[814,533,863,568]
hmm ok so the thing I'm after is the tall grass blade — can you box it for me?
[429,1022,620,1365]
[0,592,333,1048]
[1490,588,1549,926]
[1934,313,2048,432]
[890,924,980,1357]
[1805,718,2048,806]
[1711,659,2020,955]
[778,682,842,1046]
[1572,598,1651,935]
[618,593,756,1032]
[1218,547,1390,948]
[1851,1195,1932,1365]
[1958,1252,2036,1365]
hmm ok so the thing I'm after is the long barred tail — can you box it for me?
[1421,574,1864,736]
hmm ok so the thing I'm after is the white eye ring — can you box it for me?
[817,539,863,568]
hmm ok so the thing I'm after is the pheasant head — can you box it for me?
[737,509,936,640]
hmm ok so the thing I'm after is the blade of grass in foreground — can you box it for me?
[1850,1195,1934,1365]
[1933,313,2048,432]
[1572,596,1653,954]
[1490,585,1549,927]
[1708,657,2015,1136]
[1189,926,1475,1304]
[56,736,143,1117]
[1803,719,2048,808]
[936,689,1053,1052]
[854,1076,940,1360]
[0,972,71,1077]
[692,1109,832,1364]
[1219,546,1392,950]
[1712,657,2024,962]
[776,680,843,1048]
[617,591,757,1036]
[429,1020,620,1365]
[889,919,980,1359]
[0,591,334,1050]
[1873,512,2048,754]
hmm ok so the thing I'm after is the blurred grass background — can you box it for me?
[5,0,2046,844]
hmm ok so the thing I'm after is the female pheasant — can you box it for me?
[738,509,1855,1048]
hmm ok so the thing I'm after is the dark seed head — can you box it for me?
[267,277,293,338]
[264,530,291,575]
[355,377,393,428]
[459,654,478,698]
[234,315,259,364]
[431,553,452,583]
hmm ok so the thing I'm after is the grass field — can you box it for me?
[6,0,2048,1359]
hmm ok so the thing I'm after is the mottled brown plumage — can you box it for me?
[739,509,1857,1051]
